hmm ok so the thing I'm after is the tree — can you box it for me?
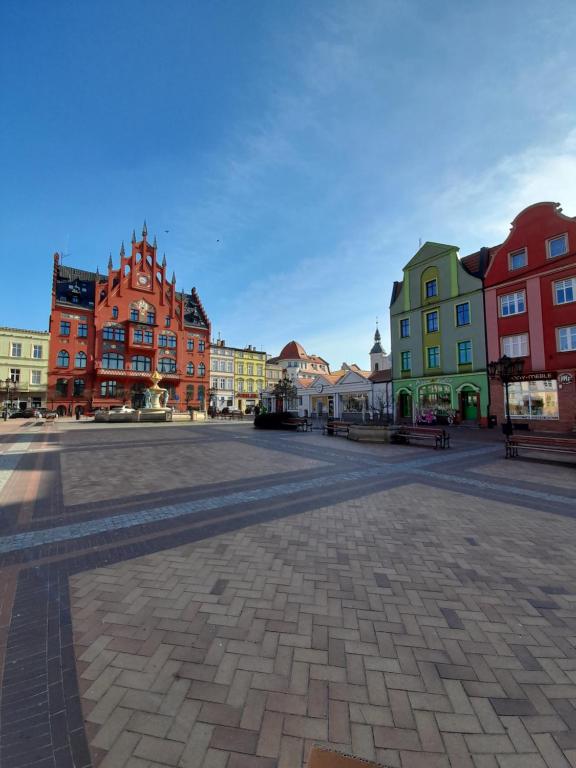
[272,376,297,412]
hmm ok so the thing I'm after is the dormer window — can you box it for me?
[509,248,527,270]
[547,234,568,259]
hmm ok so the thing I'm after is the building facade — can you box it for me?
[209,340,235,411]
[235,346,266,412]
[484,202,576,432]
[48,226,211,415]
[390,242,490,426]
[0,327,50,411]
[267,341,330,382]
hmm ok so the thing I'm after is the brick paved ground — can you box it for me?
[0,418,576,768]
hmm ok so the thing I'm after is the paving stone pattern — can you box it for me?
[1,422,576,768]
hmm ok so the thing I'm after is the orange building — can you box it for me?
[48,224,211,415]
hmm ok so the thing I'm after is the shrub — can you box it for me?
[254,412,298,430]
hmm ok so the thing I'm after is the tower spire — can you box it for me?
[142,220,148,238]
[153,234,157,247]
[162,253,166,268]
[131,229,136,244]
[171,271,176,284]
[108,253,113,270]
[120,241,125,257]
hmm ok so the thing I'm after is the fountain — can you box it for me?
[138,370,173,422]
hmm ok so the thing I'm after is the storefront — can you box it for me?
[491,370,575,433]
[394,374,489,426]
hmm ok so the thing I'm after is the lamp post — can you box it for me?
[487,355,524,436]
[3,378,15,420]
[208,385,217,418]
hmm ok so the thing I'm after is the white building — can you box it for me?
[209,339,235,411]
[266,340,330,383]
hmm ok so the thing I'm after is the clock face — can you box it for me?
[137,274,149,286]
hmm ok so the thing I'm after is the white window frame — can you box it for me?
[10,342,22,357]
[499,290,526,317]
[547,233,568,260]
[557,325,576,352]
[501,333,529,358]
[10,368,20,383]
[30,370,42,385]
[553,277,576,305]
[32,344,43,359]
[508,248,527,271]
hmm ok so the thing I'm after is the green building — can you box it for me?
[390,242,490,426]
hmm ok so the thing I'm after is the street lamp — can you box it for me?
[487,355,524,436]
[208,385,217,418]
[3,377,15,420]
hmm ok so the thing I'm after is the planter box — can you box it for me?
[347,425,399,443]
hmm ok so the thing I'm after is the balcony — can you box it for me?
[94,362,181,380]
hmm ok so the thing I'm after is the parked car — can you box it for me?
[9,409,37,419]
[95,406,137,423]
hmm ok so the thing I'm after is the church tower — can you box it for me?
[370,324,390,372]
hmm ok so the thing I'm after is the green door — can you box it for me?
[462,391,478,420]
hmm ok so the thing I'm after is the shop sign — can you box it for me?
[509,371,556,382]
[558,372,574,384]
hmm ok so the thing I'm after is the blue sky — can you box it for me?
[1,0,576,368]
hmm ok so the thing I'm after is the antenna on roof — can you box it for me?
[418,238,422,248]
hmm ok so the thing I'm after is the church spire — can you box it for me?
[162,253,166,268]
[131,229,136,244]
[108,253,113,270]
[120,241,125,257]
[142,220,148,238]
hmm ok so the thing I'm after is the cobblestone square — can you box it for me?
[1,419,576,768]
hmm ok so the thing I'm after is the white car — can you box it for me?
[94,406,137,423]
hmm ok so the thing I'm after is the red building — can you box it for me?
[48,225,211,415]
[484,202,576,432]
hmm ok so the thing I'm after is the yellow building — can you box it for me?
[0,327,50,412]
[234,345,266,412]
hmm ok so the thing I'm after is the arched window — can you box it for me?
[198,362,206,377]
[158,357,176,373]
[73,378,85,396]
[112,306,119,319]
[131,355,151,372]
[187,362,194,376]
[75,351,87,368]
[57,350,69,367]
[102,353,124,370]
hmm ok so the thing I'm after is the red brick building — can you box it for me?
[48,225,211,415]
[484,202,576,432]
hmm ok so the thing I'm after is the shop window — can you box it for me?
[57,350,69,367]
[507,380,558,420]
[558,325,576,352]
[455,303,470,326]
[74,351,87,368]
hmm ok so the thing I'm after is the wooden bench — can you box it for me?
[323,420,349,437]
[281,417,311,432]
[505,434,576,460]
[393,426,449,449]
